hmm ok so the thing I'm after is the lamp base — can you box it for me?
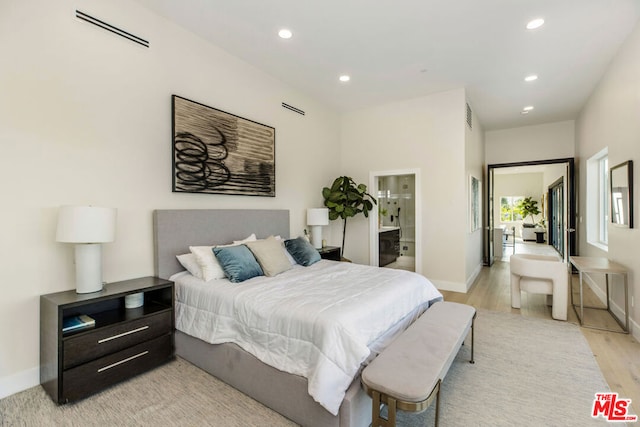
[75,243,104,294]
[310,225,323,249]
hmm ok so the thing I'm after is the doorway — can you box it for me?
[484,158,576,266]
[369,169,421,273]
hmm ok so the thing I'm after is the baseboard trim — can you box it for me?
[466,263,483,292]
[0,366,39,399]
[432,279,467,293]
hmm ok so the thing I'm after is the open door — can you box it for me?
[548,177,565,258]
[484,167,495,266]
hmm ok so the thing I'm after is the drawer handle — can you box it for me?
[98,326,149,344]
[97,351,149,373]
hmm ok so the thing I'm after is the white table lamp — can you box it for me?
[307,208,329,249]
[56,206,117,294]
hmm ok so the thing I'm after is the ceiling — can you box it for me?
[135,0,640,131]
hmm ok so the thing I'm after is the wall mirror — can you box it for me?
[610,160,633,228]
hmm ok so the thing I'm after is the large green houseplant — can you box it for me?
[516,197,541,226]
[322,176,376,256]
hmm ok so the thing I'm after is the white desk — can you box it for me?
[569,256,629,333]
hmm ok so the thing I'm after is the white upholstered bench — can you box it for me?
[361,301,476,427]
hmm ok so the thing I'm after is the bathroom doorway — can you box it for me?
[369,169,421,273]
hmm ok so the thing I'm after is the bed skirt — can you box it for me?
[175,330,372,427]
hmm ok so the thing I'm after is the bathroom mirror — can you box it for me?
[610,160,633,228]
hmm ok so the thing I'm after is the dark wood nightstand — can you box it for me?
[40,276,175,404]
[318,246,341,261]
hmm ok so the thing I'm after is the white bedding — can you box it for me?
[173,260,442,415]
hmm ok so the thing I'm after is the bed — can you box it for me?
[153,209,442,427]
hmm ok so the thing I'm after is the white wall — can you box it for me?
[464,104,485,288]
[543,164,567,189]
[0,0,340,397]
[485,120,575,165]
[576,21,640,337]
[340,89,470,291]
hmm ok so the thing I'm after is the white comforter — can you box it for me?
[173,260,442,415]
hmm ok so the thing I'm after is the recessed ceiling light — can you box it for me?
[339,75,351,82]
[524,75,538,82]
[526,18,545,30]
[278,29,292,39]
[523,106,534,111]
[521,111,530,115]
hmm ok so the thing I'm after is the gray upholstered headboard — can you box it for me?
[153,209,290,280]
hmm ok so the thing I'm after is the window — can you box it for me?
[500,196,523,222]
[586,148,608,250]
[599,156,609,243]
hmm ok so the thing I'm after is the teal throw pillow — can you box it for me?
[213,245,263,283]
[284,237,321,267]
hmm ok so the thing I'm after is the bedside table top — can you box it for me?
[42,277,173,306]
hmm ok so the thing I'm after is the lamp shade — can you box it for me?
[307,208,329,226]
[56,206,117,243]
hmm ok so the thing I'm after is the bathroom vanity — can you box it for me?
[379,227,400,267]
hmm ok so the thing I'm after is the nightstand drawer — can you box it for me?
[62,334,173,402]
[63,310,172,369]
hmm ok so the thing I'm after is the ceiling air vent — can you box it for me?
[75,10,149,48]
[466,103,473,129]
[282,102,305,116]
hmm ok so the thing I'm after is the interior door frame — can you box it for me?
[369,168,422,274]
[484,158,576,265]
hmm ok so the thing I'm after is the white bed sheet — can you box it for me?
[173,260,442,415]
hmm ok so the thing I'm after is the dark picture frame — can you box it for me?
[610,160,633,228]
[172,95,275,197]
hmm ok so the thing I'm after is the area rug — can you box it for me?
[0,309,620,426]
[398,309,618,426]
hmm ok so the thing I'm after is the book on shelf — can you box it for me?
[62,314,95,334]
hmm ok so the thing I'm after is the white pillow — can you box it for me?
[176,253,204,280]
[233,233,257,245]
[189,234,258,282]
[189,246,225,281]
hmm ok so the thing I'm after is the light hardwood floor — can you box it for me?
[441,260,640,415]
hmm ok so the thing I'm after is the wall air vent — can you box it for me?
[75,10,149,48]
[466,103,473,129]
[282,102,305,116]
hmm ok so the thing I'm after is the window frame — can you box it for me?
[500,196,524,223]
[586,148,608,251]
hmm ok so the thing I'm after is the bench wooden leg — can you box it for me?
[371,390,396,427]
[387,396,397,426]
[434,380,441,427]
[470,312,476,364]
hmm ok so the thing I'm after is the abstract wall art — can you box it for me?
[469,175,481,232]
[172,95,275,197]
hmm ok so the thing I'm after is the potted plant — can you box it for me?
[378,207,388,228]
[516,197,541,227]
[322,176,376,256]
